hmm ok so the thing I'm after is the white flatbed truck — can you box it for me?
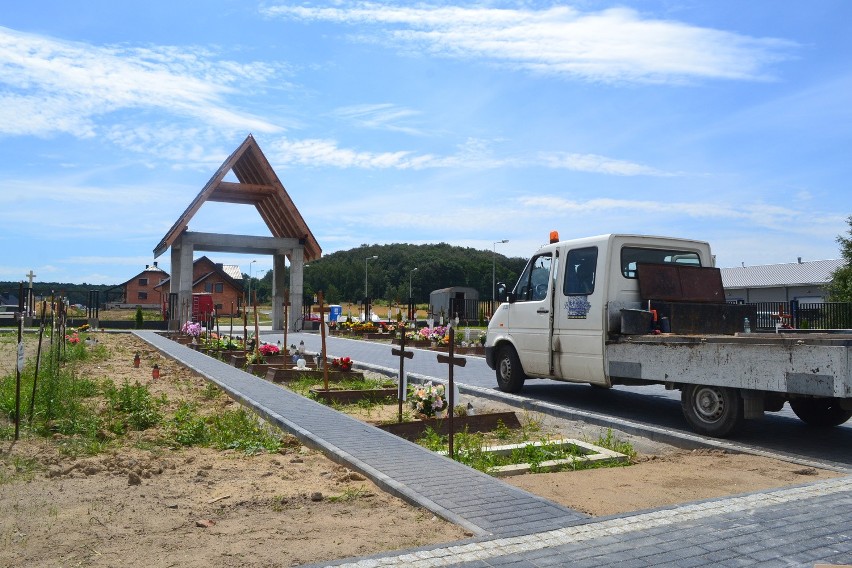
[484,232,852,437]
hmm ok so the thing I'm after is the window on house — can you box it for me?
[214,282,224,293]
[215,304,223,310]
[138,278,148,286]
[138,292,148,300]
[204,282,212,293]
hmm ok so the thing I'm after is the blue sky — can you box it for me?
[2,1,850,285]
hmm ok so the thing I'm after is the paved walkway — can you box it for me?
[135,331,587,538]
[136,331,852,567]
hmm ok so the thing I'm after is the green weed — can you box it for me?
[0,455,42,484]
[327,488,370,503]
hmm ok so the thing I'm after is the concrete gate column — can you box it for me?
[175,237,194,325]
[272,253,287,331]
[289,246,304,330]
[169,245,182,330]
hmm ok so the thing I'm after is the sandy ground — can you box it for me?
[0,331,843,567]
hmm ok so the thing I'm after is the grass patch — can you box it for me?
[417,424,635,476]
[103,379,164,432]
[164,402,282,455]
[1,335,282,457]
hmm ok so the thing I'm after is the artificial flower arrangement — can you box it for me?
[65,332,80,344]
[408,381,447,418]
[181,321,202,338]
[418,326,448,342]
[331,356,352,371]
[258,343,280,356]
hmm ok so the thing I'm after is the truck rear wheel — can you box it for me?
[681,384,744,438]
[789,398,852,428]
[496,345,526,393]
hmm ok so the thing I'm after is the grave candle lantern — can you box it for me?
[152,364,160,380]
[133,352,141,368]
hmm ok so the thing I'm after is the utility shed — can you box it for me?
[429,286,479,321]
[720,258,843,303]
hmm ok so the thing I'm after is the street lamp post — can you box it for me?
[365,255,378,323]
[365,255,378,298]
[409,267,418,299]
[408,267,418,322]
[492,239,508,305]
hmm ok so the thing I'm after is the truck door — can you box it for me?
[553,246,607,385]
[509,252,554,377]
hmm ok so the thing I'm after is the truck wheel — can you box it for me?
[789,399,852,427]
[681,384,744,438]
[496,345,526,393]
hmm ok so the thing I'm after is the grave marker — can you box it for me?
[436,327,466,458]
[391,332,414,423]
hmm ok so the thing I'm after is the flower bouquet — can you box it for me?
[258,343,280,356]
[408,381,447,418]
[181,321,202,338]
[331,356,352,371]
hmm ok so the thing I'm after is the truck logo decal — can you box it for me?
[564,297,590,319]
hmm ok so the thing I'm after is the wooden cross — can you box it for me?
[436,327,466,458]
[391,331,414,423]
[25,270,36,288]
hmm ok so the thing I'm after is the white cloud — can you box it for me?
[269,137,435,169]
[331,103,424,135]
[0,26,284,138]
[539,152,674,176]
[518,195,845,234]
[269,136,669,174]
[262,3,795,83]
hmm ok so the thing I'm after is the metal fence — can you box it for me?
[441,299,500,326]
[732,300,852,330]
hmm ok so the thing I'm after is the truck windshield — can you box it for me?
[514,253,552,301]
[621,247,701,278]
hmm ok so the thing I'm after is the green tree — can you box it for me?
[827,215,852,301]
[134,306,144,328]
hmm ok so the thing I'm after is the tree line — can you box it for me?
[7,218,852,309]
[247,242,528,305]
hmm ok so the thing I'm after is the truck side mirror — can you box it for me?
[496,282,514,304]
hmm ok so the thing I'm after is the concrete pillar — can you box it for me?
[272,253,287,330]
[289,246,304,330]
[169,244,182,330]
[179,239,194,324]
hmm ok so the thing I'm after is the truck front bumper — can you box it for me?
[484,346,496,369]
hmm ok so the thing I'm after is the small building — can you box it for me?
[156,256,244,317]
[720,258,843,304]
[113,262,169,310]
[429,286,480,322]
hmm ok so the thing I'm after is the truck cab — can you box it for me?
[485,232,711,390]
